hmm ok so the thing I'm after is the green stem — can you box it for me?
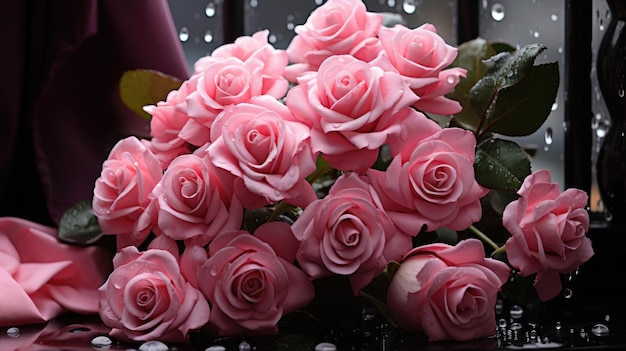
[268,200,294,222]
[306,162,333,183]
[468,225,500,252]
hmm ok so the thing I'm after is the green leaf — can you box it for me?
[485,63,559,136]
[474,137,532,192]
[119,69,183,121]
[58,201,103,246]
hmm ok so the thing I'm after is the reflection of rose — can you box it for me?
[197,222,314,336]
[98,247,210,342]
[503,169,593,301]
[387,239,510,342]
[0,217,111,327]
[292,172,411,295]
[92,136,162,244]
[208,95,317,208]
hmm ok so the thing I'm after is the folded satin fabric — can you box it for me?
[0,217,112,326]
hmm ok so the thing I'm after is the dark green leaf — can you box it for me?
[484,62,559,136]
[435,226,459,245]
[58,201,103,246]
[119,69,183,121]
[474,138,531,192]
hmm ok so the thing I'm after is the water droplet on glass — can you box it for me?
[510,322,523,331]
[249,0,258,8]
[551,101,558,111]
[6,327,20,337]
[269,34,277,43]
[544,127,553,145]
[491,3,505,22]
[387,0,396,8]
[403,0,416,14]
[599,18,605,31]
[287,22,295,30]
[591,323,610,336]
[605,209,613,221]
[495,299,504,314]
[238,340,251,351]
[315,342,338,351]
[315,0,324,5]
[619,87,625,97]
[555,321,562,330]
[91,335,113,348]
[509,305,523,319]
[204,30,213,43]
[139,340,169,351]
[205,3,216,17]
[551,12,558,22]
[563,288,573,299]
[206,346,227,351]
[605,314,611,322]
[531,28,540,38]
[179,27,189,42]
[498,318,507,328]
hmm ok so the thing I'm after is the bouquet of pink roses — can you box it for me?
[56,0,594,345]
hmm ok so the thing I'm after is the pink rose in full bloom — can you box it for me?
[92,136,163,246]
[0,217,112,326]
[98,247,210,342]
[143,78,197,169]
[284,0,383,81]
[374,23,467,115]
[370,117,487,234]
[291,172,412,295]
[387,239,510,342]
[151,144,243,247]
[286,54,420,173]
[194,30,289,99]
[502,169,593,301]
[208,95,318,209]
[195,222,314,336]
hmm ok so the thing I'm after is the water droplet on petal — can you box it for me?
[491,3,505,21]
[6,327,20,338]
[91,335,113,348]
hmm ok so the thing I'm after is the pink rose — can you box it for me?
[371,119,487,233]
[196,222,314,336]
[375,23,467,115]
[0,217,111,326]
[98,247,210,342]
[194,30,289,99]
[502,169,593,301]
[284,0,383,81]
[92,136,162,245]
[291,172,411,295]
[387,239,510,342]
[143,78,197,169]
[208,95,317,209]
[181,57,274,146]
[286,54,420,173]
[151,145,243,247]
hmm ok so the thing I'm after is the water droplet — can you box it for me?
[315,0,324,5]
[544,127,553,145]
[491,3,505,21]
[619,87,625,97]
[510,322,523,331]
[239,340,251,351]
[563,288,573,299]
[206,346,227,351]
[531,28,540,38]
[6,327,20,337]
[269,34,277,43]
[495,299,504,314]
[204,30,214,43]
[91,335,113,348]
[591,323,610,336]
[403,0,416,14]
[555,321,562,330]
[498,318,507,328]
[509,305,523,319]
[287,22,294,30]
[551,101,558,111]
[68,327,91,333]
[387,0,396,8]
[179,27,189,42]
[249,0,258,8]
[205,2,216,17]
[605,209,613,221]
[315,342,338,351]
[446,75,457,84]
[139,340,169,351]
[551,12,558,22]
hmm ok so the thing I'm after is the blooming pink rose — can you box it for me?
[181,57,274,146]
[0,217,112,326]
[375,23,467,115]
[284,0,383,81]
[92,136,162,245]
[387,239,510,342]
[370,118,487,233]
[196,222,314,336]
[291,172,411,295]
[98,247,210,342]
[143,78,197,169]
[502,169,593,301]
[208,95,317,209]
[194,30,289,99]
[151,144,243,247]
[286,54,420,173]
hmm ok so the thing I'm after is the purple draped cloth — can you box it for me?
[0,0,190,225]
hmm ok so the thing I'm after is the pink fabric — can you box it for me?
[0,217,112,326]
